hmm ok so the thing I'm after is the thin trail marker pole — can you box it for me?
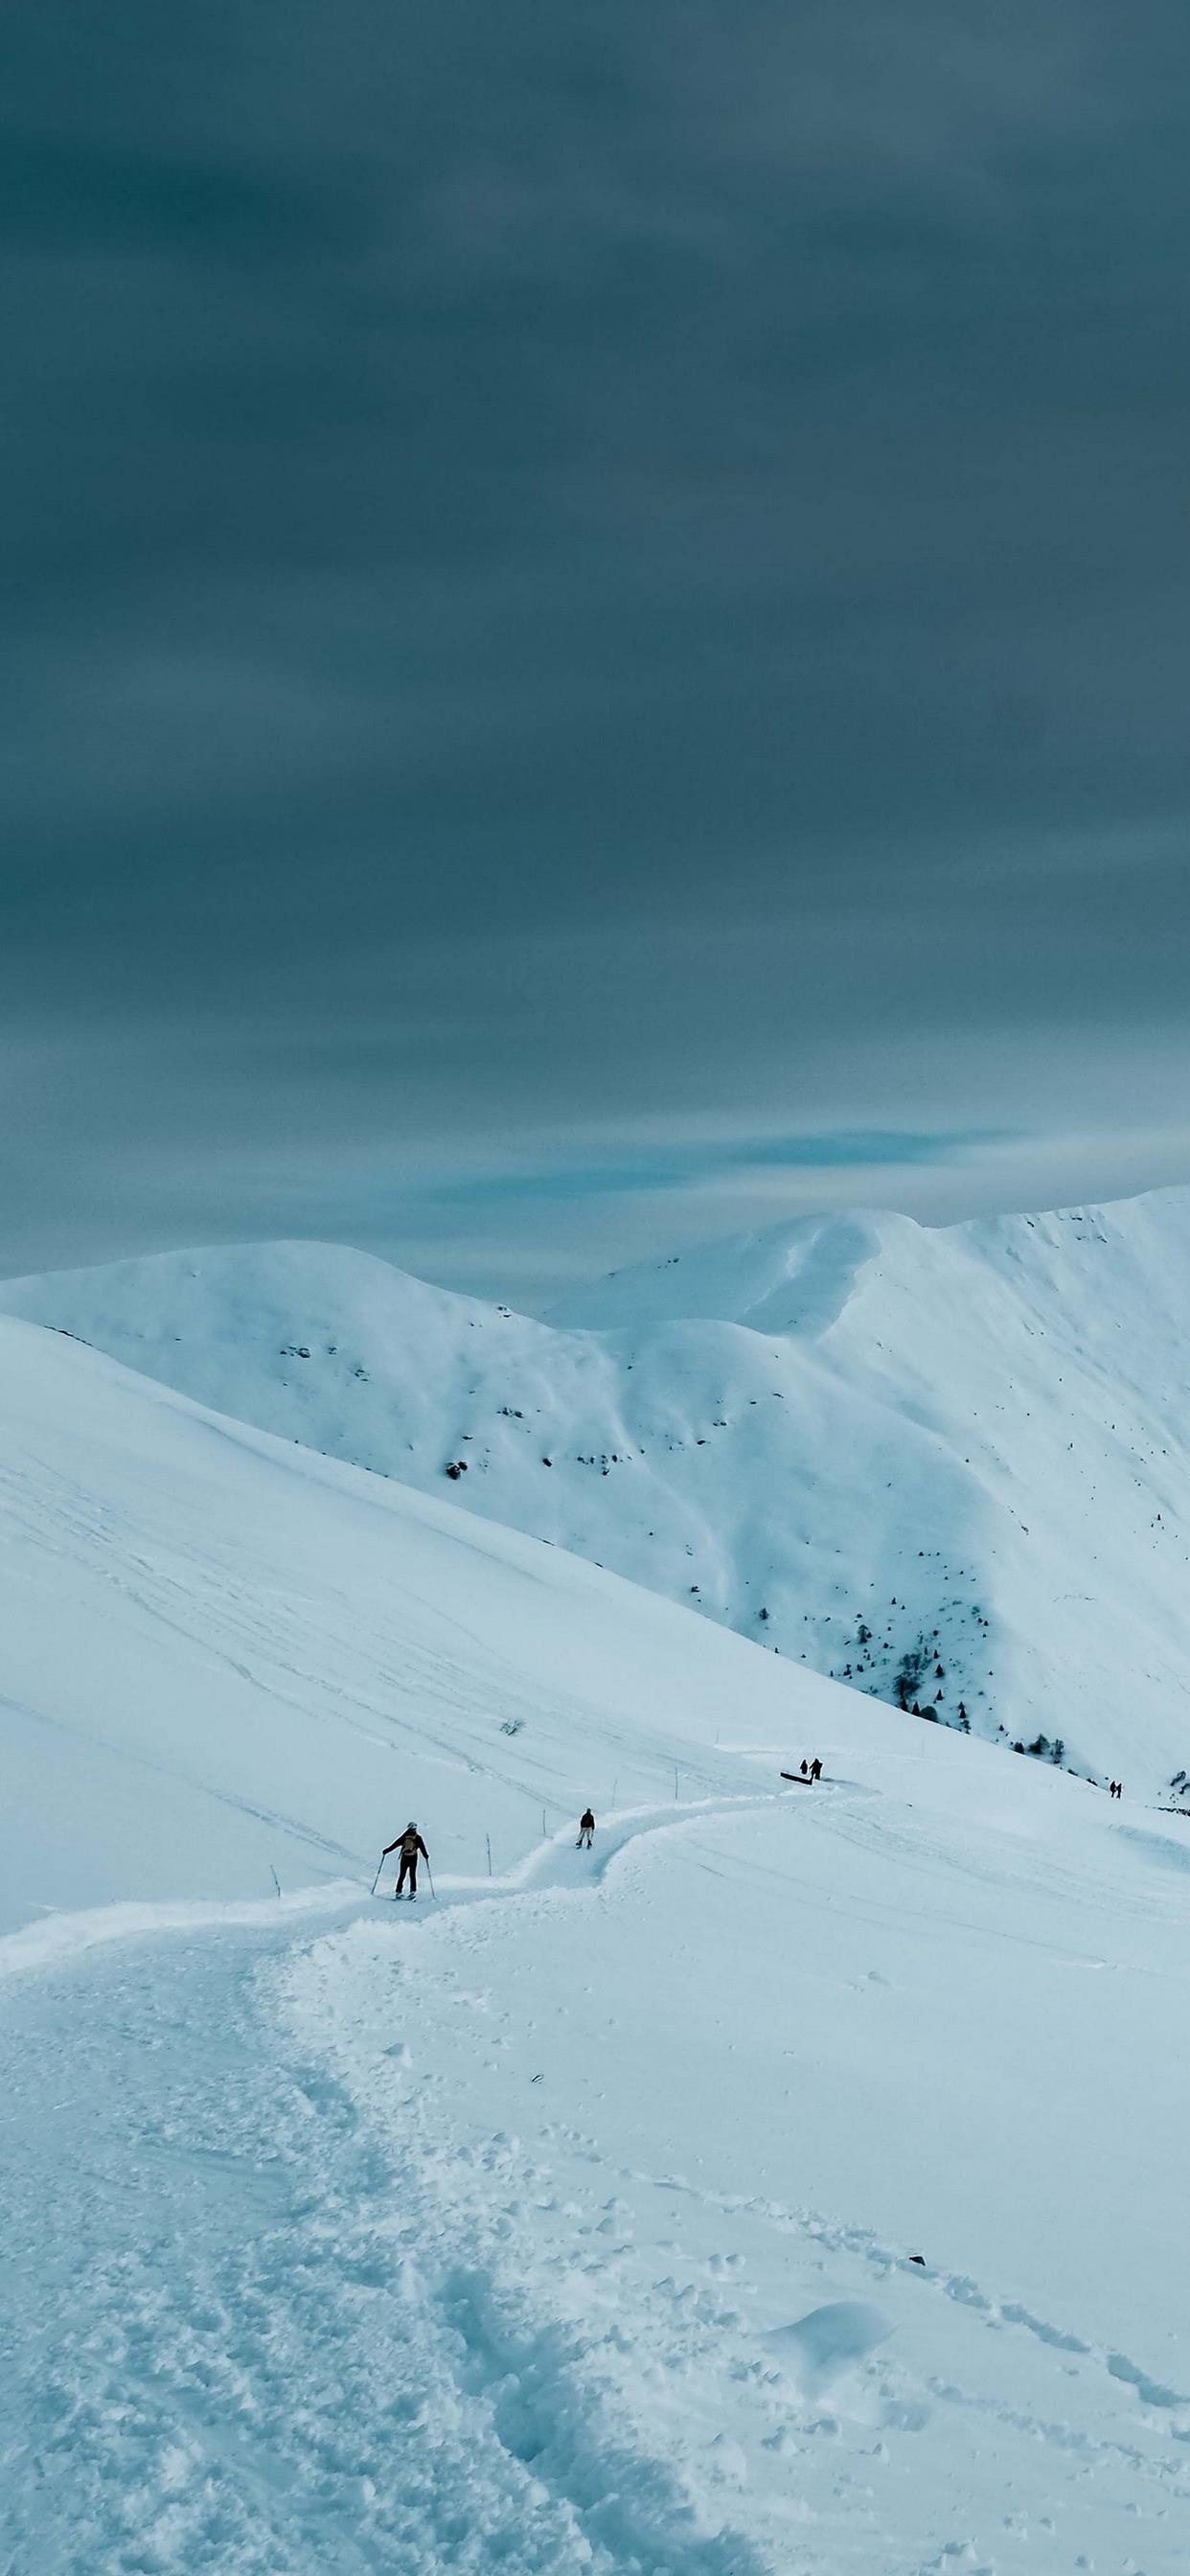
[486,1833,492,1877]
[370,1855,384,1897]
[611,1777,619,1809]
[675,1764,679,1801]
[542,1808,547,1839]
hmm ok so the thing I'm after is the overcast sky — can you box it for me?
[3,2,1189,1301]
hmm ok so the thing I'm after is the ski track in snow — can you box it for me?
[4,1797,1188,2576]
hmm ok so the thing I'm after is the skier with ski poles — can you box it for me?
[378,1822,429,1899]
[577,1807,595,1849]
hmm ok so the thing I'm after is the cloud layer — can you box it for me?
[3,3,1188,1296]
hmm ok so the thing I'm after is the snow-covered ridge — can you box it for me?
[8,1186,1190,1788]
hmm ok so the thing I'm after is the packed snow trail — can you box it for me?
[5,1785,1190,2575]
[0,1804,778,2576]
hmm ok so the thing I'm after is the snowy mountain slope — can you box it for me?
[0,1312,854,1941]
[11,1749,1190,2575]
[8,1187,1190,1792]
[5,1474,1190,2570]
[4,1314,1190,2569]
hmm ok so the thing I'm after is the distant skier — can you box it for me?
[383,1822,428,1898]
[810,1757,823,1782]
[800,1760,810,1778]
[577,1808,595,1849]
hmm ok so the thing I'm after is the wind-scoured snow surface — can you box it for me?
[3,1318,1190,2569]
[10,1188,1190,1785]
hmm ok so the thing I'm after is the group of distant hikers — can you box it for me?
[377,1752,1125,1900]
[378,1807,598,1899]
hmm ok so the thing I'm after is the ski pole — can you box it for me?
[426,1861,437,1902]
[370,1854,384,1897]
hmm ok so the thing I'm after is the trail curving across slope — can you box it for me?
[6,1776,1188,2575]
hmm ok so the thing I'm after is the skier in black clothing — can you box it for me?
[577,1808,595,1849]
[383,1822,428,1898]
[810,1757,823,1782]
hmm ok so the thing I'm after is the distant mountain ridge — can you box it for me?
[7,1189,1190,1791]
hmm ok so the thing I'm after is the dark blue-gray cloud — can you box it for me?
[2,2,1189,1297]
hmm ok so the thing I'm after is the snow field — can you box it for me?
[280,1782,1190,2574]
[7,1771,1188,2574]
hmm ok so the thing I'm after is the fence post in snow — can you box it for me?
[486,1833,492,1877]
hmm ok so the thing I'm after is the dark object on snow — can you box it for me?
[577,1808,595,1848]
[781,1771,814,1785]
[909,2254,926,2267]
[810,1758,822,1782]
[1017,1733,1065,1766]
[382,1822,428,1897]
[445,1459,469,1480]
